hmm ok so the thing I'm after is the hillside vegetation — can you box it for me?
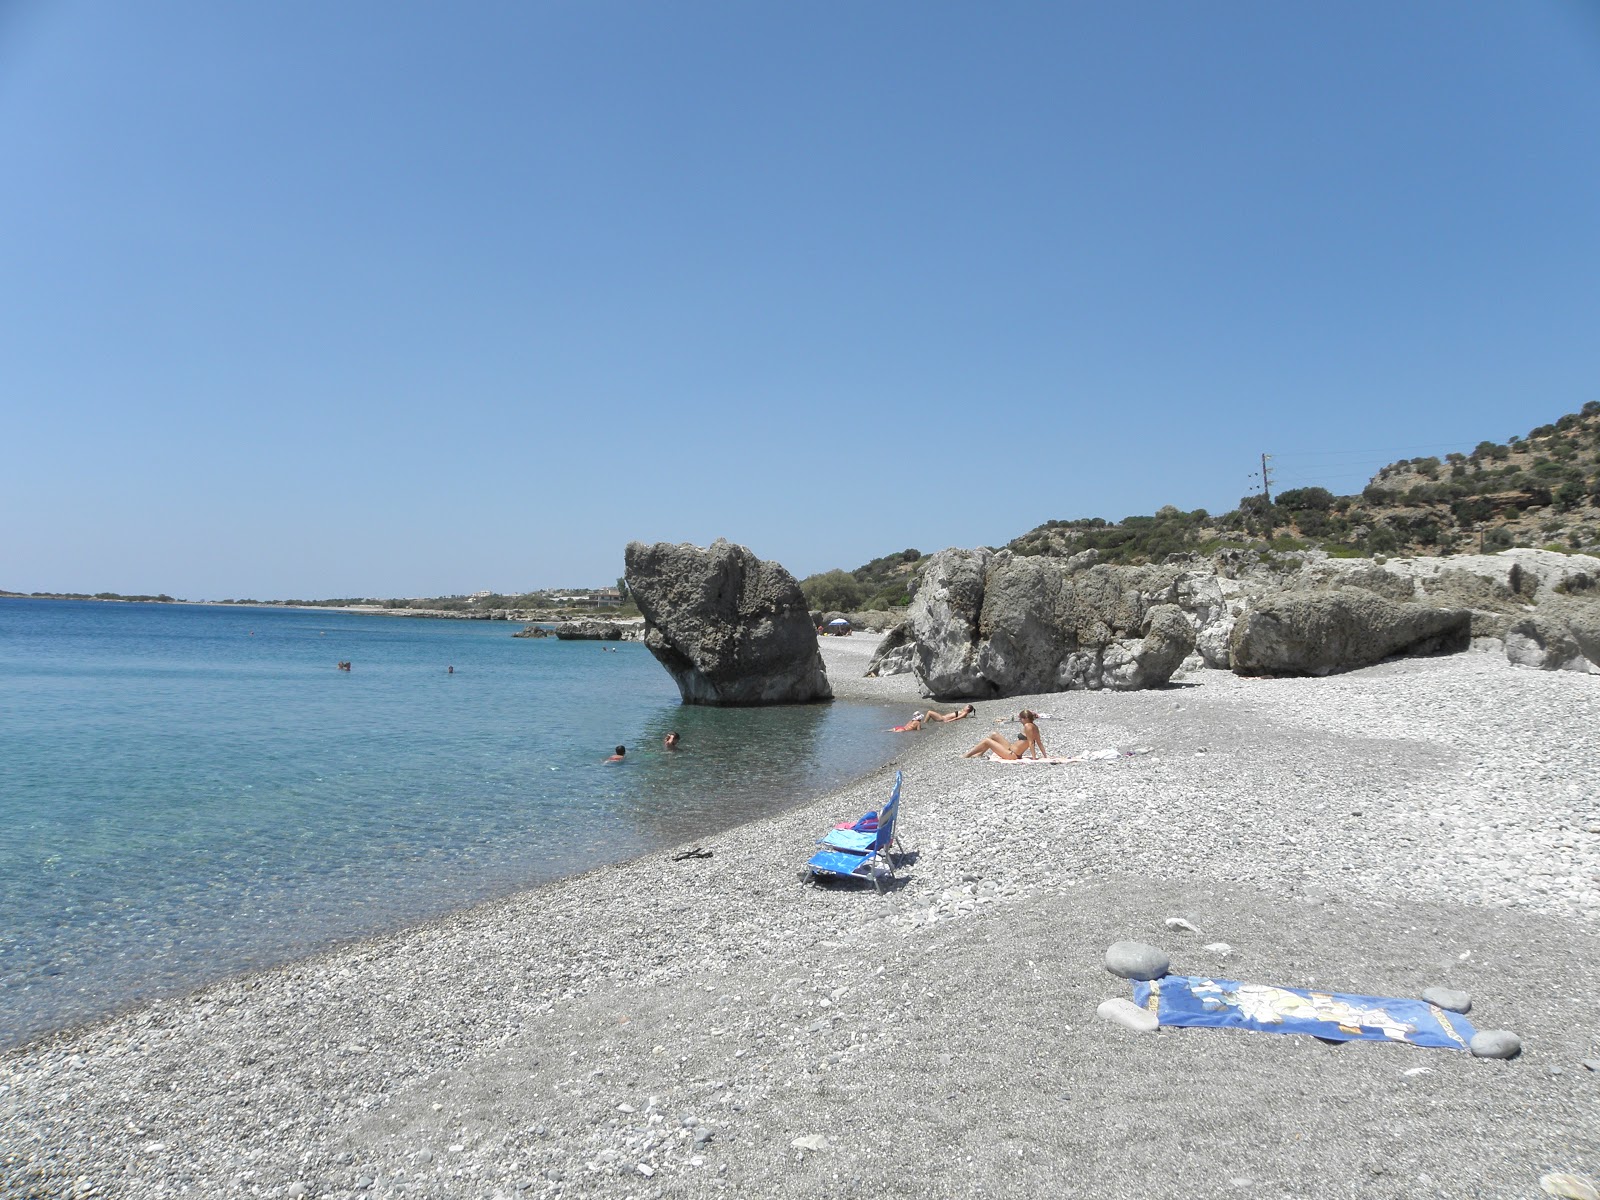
[802,401,1600,603]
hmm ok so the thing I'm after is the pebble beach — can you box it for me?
[4,635,1598,1199]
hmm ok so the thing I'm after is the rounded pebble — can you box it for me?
[1540,1173,1600,1200]
[1096,997,1159,1032]
[1421,987,1471,1013]
[1469,1029,1522,1059]
[1104,941,1170,980]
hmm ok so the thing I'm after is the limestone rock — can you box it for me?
[864,621,916,677]
[1230,588,1471,677]
[1505,599,1600,673]
[1469,1029,1522,1059]
[623,540,832,705]
[902,550,1192,699]
[1097,998,1159,1033]
[554,620,625,641]
[1104,941,1169,981]
[1421,987,1472,1014]
[907,547,993,698]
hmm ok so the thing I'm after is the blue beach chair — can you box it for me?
[806,772,904,890]
[816,771,901,855]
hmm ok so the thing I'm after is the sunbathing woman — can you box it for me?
[963,732,1030,759]
[891,711,926,732]
[963,710,1047,760]
[923,704,977,723]
[1017,709,1047,758]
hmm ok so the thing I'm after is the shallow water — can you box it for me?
[0,598,903,1047]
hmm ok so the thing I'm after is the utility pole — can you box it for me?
[1247,453,1275,504]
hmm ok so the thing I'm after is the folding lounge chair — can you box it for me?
[816,771,901,856]
[806,772,903,889]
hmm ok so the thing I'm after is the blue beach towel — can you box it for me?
[1131,975,1476,1050]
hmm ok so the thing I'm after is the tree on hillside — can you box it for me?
[801,569,867,612]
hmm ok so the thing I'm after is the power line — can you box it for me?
[1271,440,1482,458]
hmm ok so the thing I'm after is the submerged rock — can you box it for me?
[624,539,831,706]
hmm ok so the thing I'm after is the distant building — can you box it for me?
[546,587,623,607]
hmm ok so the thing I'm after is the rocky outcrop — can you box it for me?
[865,621,916,677]
[513,625,554,638]
[624,539,832,705]
[554,620,627,641]
[900,549,1194,698]
[875,545,1600,686]
[1229,589,1471,676]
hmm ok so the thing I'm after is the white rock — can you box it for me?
[1096,998,1159,1033]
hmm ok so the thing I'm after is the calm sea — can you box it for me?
[0,598,903,1048]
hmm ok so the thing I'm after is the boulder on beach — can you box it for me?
[1229,588,1471,676]
[624,539,832,705]
[901,548,1195,699]
[865,621,916,677]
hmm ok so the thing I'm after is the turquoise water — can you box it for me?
[0,598,903,1048]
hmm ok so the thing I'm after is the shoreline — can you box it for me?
[4,646,1597,1198]
[0,633,913,1054]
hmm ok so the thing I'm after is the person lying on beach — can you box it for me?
[922,704,977,722]
[891,711,927,732]
[604,745,626,763]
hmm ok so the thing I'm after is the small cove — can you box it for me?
[0,598,904,1048]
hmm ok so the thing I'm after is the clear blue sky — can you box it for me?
[4,2,1598,599]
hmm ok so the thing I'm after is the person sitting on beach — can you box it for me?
[891,711,926,733]
[963,732,1030,760]
[1018,709,1047,758]
[923,704,977,723]
[964,711,1047,760]
[604,745,626,763]
[663,731,680,750]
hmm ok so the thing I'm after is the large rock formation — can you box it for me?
[554,620,626,641]
[1229,589,1472,676]
[870,544,1600,686]
[623,539,832,705]
[899,548,1195,699]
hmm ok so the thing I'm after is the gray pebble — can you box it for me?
[1421,987,1471,1014]
[1104,941,1170,981]
[694,1128,715,1145]
[286,1186,308,1199]
[1582,1059,1600,1072]
[1469,1029,1522,1059]
[413,1150,432,1164]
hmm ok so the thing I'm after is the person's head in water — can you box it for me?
[615,745,625,757]
[664,732,680,749]
[605,744,626,763]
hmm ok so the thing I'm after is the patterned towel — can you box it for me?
[1132,975,1477,1049]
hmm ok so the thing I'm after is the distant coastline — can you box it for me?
[0,592,623,624]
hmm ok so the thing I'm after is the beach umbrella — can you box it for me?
[827,618,851,626]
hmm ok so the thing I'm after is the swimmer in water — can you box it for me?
[664,731,680,750]
[604,745,626,763]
